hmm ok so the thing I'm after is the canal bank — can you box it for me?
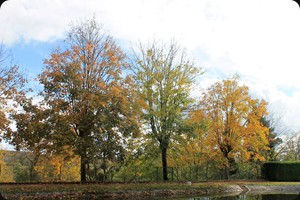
[1,181,300,199]
[245,185,300,194]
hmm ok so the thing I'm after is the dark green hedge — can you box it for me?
[262,161,300,181]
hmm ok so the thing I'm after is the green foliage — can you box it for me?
[1,150,80,182]
[131,40,202,180]
[2,151,32,182]
[4,98,52,181]
[13,162,30,182]
[1,19,288,182]
[262,161,300,181]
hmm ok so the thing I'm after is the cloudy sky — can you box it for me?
[0,0,300,148]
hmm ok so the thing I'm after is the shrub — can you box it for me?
[262,161,300,181]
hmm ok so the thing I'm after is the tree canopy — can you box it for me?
[130,40,202,180]
[0,18,280,182]
[38,18,140,181]
[0,44,26,138]
[192,75,269,179]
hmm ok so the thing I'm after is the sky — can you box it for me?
[0,0,300,148]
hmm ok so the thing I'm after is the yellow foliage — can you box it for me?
[35,147,80,182]
[0,151,14,182]
[190,76,270,170]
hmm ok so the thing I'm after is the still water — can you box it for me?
[141,193,300,200]
[185,193,300,200]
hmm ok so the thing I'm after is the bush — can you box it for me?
[262,161,300,181]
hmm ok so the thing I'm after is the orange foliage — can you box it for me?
[190,76,269,178]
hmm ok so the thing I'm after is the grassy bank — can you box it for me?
[0,181,300,199]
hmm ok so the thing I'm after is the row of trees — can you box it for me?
[0,149,80,182]
[0,18,283,182]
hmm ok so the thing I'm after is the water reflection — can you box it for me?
[188,193,299,200]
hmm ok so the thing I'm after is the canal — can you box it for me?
[187,193,299,199]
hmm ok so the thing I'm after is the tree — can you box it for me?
[0,150,14,182]
[167,110,218,180]
[39,18,140,182]
[279,132,300,161]
[194,75,269,179]
[0,44,26,138]
[130,40,201,180]
[260,116,282,161]
[35,146,80,182]
[5,99,51,181]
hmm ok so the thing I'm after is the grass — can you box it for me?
[0,182,215,193]
[0,182,224,199]
[0,180,300,199]
[1,180,300,193]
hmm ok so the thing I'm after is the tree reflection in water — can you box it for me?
[187,193,299,200]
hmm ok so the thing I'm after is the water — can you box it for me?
[132,193,300,200]
[4,192,299,200]
[186,193,300,200]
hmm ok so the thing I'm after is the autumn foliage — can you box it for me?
[38,18,140,182]
[0,19,276,182]
[187,76,269,179]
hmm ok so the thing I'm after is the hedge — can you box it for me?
[262,161,300,181]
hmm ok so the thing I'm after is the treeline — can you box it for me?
[0,18,287,182]
[0,150,80,182]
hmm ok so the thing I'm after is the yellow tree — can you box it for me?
[35,146,80,182]
[194,75,269,179]
[0,150,14,182]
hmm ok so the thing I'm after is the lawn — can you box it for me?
[0,181,300,199]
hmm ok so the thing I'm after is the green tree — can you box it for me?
[39,18,140,182]
[130,40,201,180]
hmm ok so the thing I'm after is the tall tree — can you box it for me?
[195,75,269,179]
[39,18,140,182]
[130,40,201,180]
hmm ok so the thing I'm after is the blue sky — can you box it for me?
[1,0,300,149]
[11,40,63,91]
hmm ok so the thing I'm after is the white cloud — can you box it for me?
[1,0,300,132]
[244,79,300,132]
[0,0,97,45]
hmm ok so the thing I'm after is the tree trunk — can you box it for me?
[80,156,87,182]
[161,146,169,181]
[79,130,88,182]
[29,165,34,182]
[224,165,230,180]
[223,157,237,180]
